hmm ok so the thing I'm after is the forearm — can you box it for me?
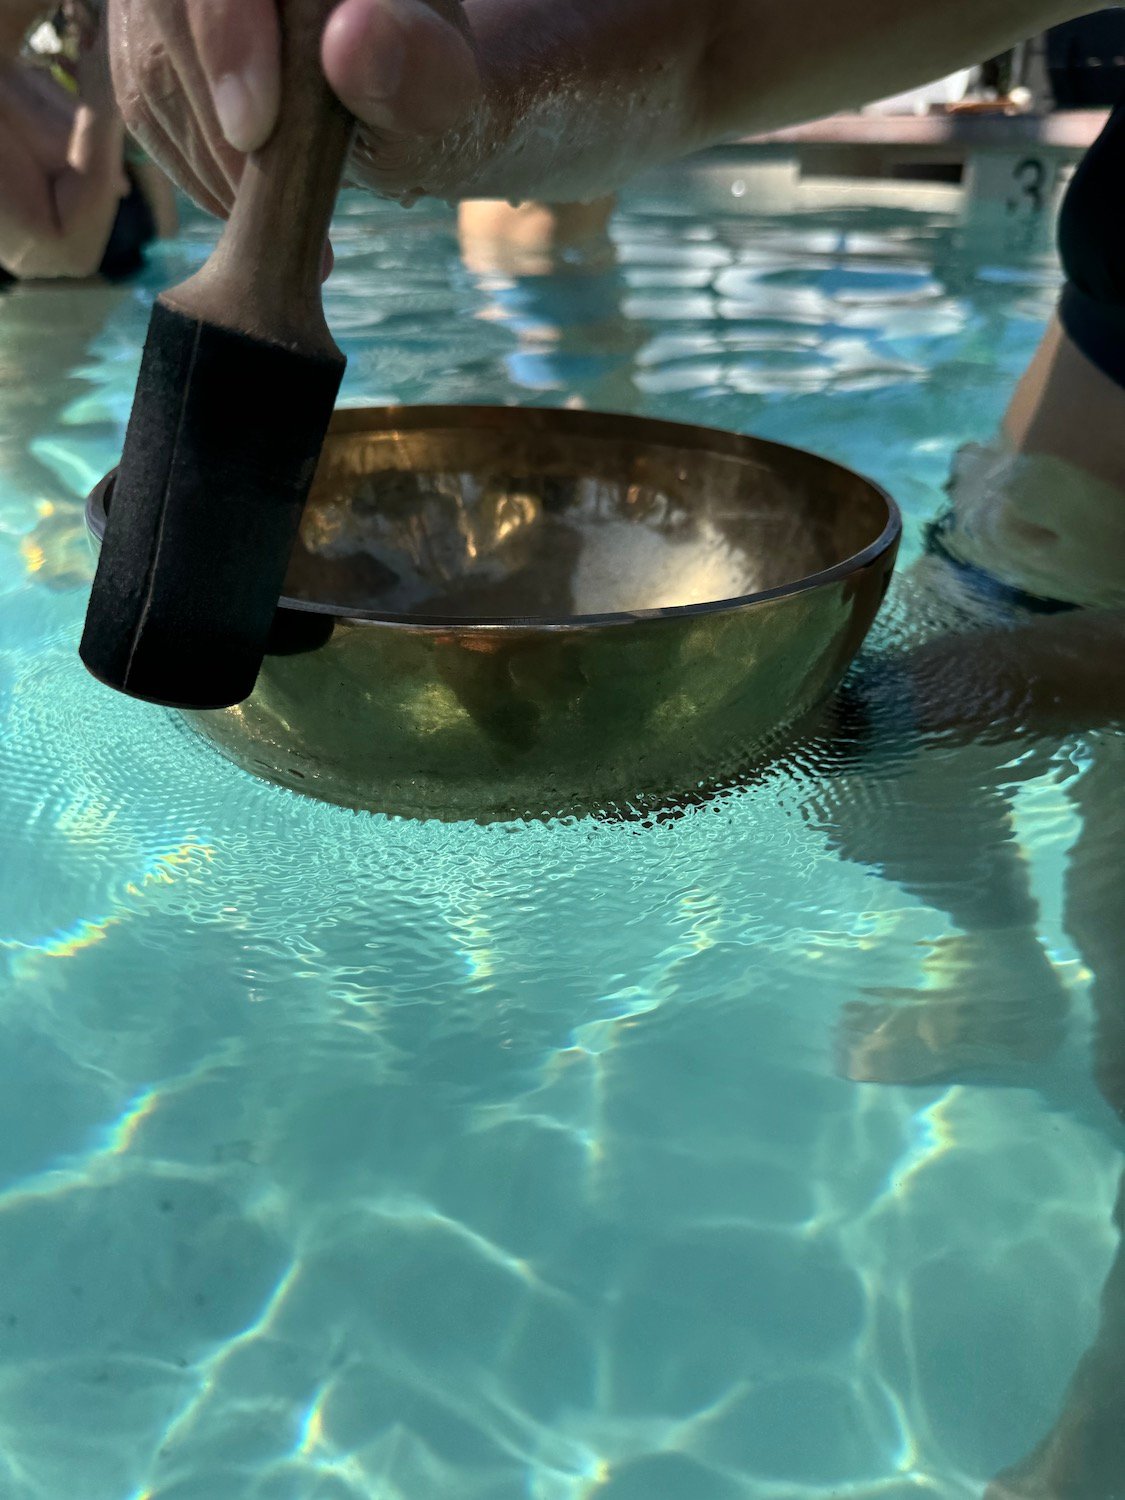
[111,0,1099,214]
[389,0,1090,202]
[59,21,127,238]
[6,24,126,280]
[2,102,124,278]
[360,0,713,202]
[707,0,1089,136]
[54,105,125,267]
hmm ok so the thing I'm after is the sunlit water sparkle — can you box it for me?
[0,172,1121,1500]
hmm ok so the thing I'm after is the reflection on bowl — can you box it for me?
[88,405,900,822]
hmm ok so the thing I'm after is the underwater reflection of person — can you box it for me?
[457,196,648,413]
[820,96,1125,1080]
[810,101,1125,1500]
[0,0,175,286]
[819,312,1125,1084]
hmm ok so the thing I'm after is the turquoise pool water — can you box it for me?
[0,172,1122,1500]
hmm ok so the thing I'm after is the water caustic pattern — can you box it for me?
[0,176,1122,1500]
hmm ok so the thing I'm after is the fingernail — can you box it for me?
[212,72,259,153]
[213,58,279,156]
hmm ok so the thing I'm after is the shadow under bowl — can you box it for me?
[88,404,900,822]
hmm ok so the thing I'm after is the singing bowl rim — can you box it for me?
[85,403,901,633]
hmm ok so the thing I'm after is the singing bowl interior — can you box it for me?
[88,404,901,821]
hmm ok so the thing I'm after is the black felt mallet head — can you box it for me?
[80,0,353,710]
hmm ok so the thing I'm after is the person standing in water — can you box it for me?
[456,196,645,413]
[0,0,174,283]
[797,98,1124,1499]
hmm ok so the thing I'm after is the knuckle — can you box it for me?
[135,36,184,113]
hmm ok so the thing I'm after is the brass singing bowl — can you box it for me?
[87,405,900,822]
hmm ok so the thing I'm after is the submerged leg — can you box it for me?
[986,1174,1125,1500]
[987,744,1125,1500]
[810,735,1070,1085]
[805,550,1072,1087]
[1068,746,1125,1130]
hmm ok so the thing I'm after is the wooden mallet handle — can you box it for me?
[170,0,355,354]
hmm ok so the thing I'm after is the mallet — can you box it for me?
[81,0,352,709]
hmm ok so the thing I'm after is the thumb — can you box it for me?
[322,0,480,138]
